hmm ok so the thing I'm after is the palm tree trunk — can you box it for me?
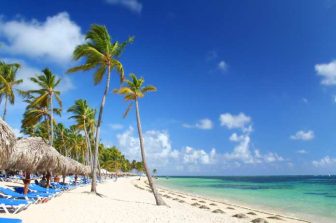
[83,119,92,167]
[135,99,166,206]
[50,94,54,146]
[2,96,8,121]
[98,159,101,178]
[91,66,111,193]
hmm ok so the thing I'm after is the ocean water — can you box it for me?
[157,176,336,223]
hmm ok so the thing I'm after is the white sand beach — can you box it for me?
[0,177,310,223]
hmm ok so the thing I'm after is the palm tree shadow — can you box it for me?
[81,191,106,198]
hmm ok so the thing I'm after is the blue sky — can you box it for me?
[1,0,336,175]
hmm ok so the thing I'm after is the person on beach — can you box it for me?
[39,176,47,187]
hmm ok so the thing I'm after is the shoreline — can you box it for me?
[0,177,328,223]
[151,177,336,223]
[151,181,311,223]
[133,178,312,223]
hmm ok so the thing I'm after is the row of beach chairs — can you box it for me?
[0,177,90,223]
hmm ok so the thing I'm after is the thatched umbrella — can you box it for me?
[55,155,90,183]
[36,145,61,173]
[11,137,51,172]
[10,137,62,193]
[0,118,16,169]
[36,144,62,187]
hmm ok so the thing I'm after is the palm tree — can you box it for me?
[21,94,61,139]
[24,68,62,146]
[68,99,96,168]
[66,126,86,162]
[0,61,22,120]
[54,123,68,156]
[114,73,166,206]
[67,24,133,193]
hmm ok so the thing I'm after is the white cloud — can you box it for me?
[218,60,228,72]
[224,131,283,164]
[225,132,254,163]
[290,130,314,141]
[117,120,285,174]
[0,12,84,64]
[262,152,284,163]
[315,60,336,85]
[312,156,336,167]
[221,113,283,165]
[182,118,213,130]
[105,0,143,13]
[109,124,124,130]
[117,127,179,166]
[220,113,251,130]
[297,149,307,154]
[183,146,216,165]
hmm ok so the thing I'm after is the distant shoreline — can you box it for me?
[151,180,310,223]
[154,175,335,223]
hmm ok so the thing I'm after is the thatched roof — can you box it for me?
[10,137,91,175]
[55,156,71,175]
[36,144,61,172]
[10,137,52,172]
[0,118,17,169]
[55,156,91,175]
[70,159,90,175]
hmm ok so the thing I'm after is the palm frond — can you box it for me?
[93,64,107,85]
[142,85,157,94]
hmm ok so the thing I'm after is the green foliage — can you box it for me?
[67,99,96,134]
[20,68,62,141]
[0,61,22,120]
[114,73,156,118]
[67,24,133,85]
[98,145,143,173]
[0,24,142,174]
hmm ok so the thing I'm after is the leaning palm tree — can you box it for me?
[67,24,133,193]
[114,73,166,206]
[0,62,22,120]
[24,68,62,146]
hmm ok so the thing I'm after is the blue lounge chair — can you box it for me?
[50,182,74,191]
[12,187,54,200]
[0,187,46,203]
[29,184,61,196]
[0,198,30,214]
[0,217,22,223]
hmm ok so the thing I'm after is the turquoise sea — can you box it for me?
[157,176,336,223]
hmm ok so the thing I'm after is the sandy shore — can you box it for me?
[0,177,310,223]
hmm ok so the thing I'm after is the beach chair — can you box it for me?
[50,182,74,191]
[0,198,30,214]
[29,184,62,196]
[0,187,45,203]
[12,187,54,201]
[0,217,22,223]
